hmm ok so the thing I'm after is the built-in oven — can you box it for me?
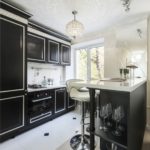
[28,90,54,124]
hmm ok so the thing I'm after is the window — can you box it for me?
[75,45,104,81]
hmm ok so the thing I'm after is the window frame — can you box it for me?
[74,43,104,81]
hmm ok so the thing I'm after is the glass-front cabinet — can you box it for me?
[27,33,45,62]
[60,44,71,65]
[47,40,59,64]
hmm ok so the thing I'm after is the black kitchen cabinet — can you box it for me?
[0,1,31,141]
[60,44,71,65]
[68,98,75,109]
[100,138,126,150]
[67,92,75,109]
[48,40,59,64]
[55,88,66,113]
[27,33,45,62]
[89,83,146,150]
[0,18,25,93]
[0,17,26,142]
[27,32,71,65]
[0,96,24,135]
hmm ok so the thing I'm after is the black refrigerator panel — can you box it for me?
[0,96,24,135]
[0,18,25,93]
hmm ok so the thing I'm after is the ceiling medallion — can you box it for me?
[66,10,84,38]
[121,0,131,12]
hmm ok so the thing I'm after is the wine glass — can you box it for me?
[117,106,125,133]
[112,106,125,136]
[106,103,113,128]
[120,68,123,79]
[100,104,112,132]
[100,105,106,130]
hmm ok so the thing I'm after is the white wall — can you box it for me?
[28,62,65,85]
[65,47,75,80]
[104,29,121,77]
[104,20,147,78]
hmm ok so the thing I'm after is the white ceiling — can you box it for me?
[4,0,150,38]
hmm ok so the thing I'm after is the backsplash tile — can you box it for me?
[27,62,66,85]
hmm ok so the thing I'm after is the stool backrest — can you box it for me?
[66,79,83,94]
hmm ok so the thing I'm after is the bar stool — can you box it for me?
[66,79,90,150]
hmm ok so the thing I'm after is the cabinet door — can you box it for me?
[55,88,66,113]
[0,18,25,93]
[61,44,71,65]
[68,97,75,108]
[48,40,59,64]
[0,96,24,135]
[27,33,45,62]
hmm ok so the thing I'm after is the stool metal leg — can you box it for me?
[70,101,90,150]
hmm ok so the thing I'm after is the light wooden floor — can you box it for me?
[142,129,150,150]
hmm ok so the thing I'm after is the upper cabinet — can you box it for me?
[27,32,71,65]
[27,33,45,62]
[27,22,71,65]
[60,44,71,65]
[48,40,59,64]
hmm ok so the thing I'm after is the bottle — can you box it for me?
[42,76,47,87]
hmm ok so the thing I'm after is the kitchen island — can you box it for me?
[71,78,146,150]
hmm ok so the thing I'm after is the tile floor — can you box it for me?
[0,111,91,150]
[0,111,149,150]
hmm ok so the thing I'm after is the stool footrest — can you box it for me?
[84,123,90,125]
[84,116,90,118]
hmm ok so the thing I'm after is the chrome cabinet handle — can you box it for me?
[32,96,52,103]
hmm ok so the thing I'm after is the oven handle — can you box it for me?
[32,96,52,103]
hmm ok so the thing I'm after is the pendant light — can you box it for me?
[66,10,84,38]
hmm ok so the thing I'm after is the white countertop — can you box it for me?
[71,78,146,92]
[28,84,66,92]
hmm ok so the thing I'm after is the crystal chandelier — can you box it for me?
[121,0,131,11]
[66,10,84,38]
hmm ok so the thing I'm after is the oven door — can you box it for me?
[28,96,54,123]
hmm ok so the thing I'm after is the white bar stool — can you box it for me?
[66,79,90,150]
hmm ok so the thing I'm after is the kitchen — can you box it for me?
[0,0,150,150]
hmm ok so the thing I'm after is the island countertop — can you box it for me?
[71,78,146,92]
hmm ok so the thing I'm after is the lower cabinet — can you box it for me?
[100,138,126,150]
[0,96,24,136]
[55,88,66,113]
[0,88,75,142]
[67,93,75,110]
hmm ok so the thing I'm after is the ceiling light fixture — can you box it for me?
[137,29,142,38]
[66,10,84,38]
[121,0,131,12]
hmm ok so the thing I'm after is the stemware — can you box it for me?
[100,105,106,130]
[106,103,113,128]
[112,106,125,136]
[100,103,112,131]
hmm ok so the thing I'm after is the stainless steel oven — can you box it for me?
[28,90,54,123]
